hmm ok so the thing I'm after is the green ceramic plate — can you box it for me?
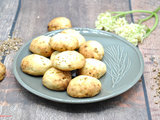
[13,28,144,104]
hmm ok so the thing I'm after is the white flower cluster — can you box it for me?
[95,12,147,45]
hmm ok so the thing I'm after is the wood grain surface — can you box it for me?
[0,0,19,41]
[1,0,160,120]
[131,0,160,120]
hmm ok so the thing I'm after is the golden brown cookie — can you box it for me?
[48,17,72,31]
[29,36,54,57]
[49,33,78,51]
[67,75,102,98]
[77,58,107,79]
[21,54,52,76]
[50,51,61,62]
[79,40,104,60]
[61,29,77,34]
[52,51,86,71]
[0,62,6,81]
[61,29,86,48]
[43,67,72,91]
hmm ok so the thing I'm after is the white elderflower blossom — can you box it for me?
[95,12,147,45]
[95,12,116,31]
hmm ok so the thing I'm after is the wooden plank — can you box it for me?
[0,79,147,120]
[131,0,160,120]
[0,0,19,41]
[1,0,148,119]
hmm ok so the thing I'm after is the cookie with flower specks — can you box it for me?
[21,54,52,76]
[48,17,72,31]
[67,75,101,98]
[77,58,107,79]
[50,33,78,51]
[79,40,104,60]
[0,62,6,81]
[52,51,85,71]
[43,67,71,91]
[61,29,86,48]
[29,36,53,57]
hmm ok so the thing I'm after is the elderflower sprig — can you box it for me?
[96,12,116,31]
[95,7,160,45]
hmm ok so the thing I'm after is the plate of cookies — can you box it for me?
[13,28,144,104]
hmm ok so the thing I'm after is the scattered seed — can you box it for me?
[0,33,22,61]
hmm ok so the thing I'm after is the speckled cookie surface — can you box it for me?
[29,36,53,57]
[0,62,6,81]
[48,17,72,31]
[61,29,86,48]
[77,58,107,79]
[67,75,102,98]
[50,33,78,51]
[43,67,72,91]
[50,51,61,62]
[79,40,104,60]
[52,51,86,71]
[21,54,52,76]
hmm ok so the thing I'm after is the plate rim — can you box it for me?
[13,27,144,104]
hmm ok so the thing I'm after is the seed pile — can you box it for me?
[0,35,22,61]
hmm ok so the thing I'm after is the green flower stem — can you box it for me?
[138,13,154,24]
[95,7,160,45]
[144,12,159,38]
[113,10,153,19]
[113,7,160,38]
[154,7,160,13]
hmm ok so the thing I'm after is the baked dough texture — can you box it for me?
[43,67,72,91]
[50,33,78,51]
[50,51,61,61]
[77,58,107,79]
[0,62,6,81]
[52,51,86,71]
[48,17,72,31]
[67,75,101,98]
[21,54,52,76]
[29,36,53,57]
[79,40,104,60]
[61,29,86,48]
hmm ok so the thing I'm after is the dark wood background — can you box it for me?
[0,0,160,120]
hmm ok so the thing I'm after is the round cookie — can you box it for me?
[79,40,104,60]
[52,51,86,71]
[77,58,107,79]
[61,29,78,34]
[48,17,72,31]
[67,75,102,98]
[50,51,61,61]
[21,54,52,76]
[43,67,72,91]
[29,36,54,57]
[61,29,86,48]
[50,33,78,51]
[0,62,6,81]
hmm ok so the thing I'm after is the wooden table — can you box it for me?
[0,0,159,120]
